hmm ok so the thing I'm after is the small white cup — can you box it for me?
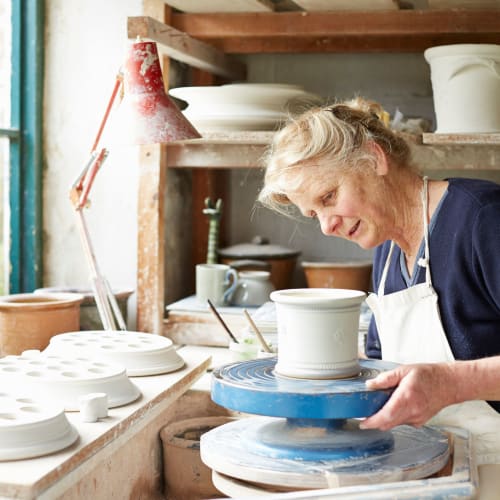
[229,339,260,362]
[196,264,238,306]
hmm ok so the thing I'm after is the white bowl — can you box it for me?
[169,83,322,131]
[44,330,185,376]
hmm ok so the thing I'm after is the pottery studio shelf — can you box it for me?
[130,5,500,337]
[165,131,500,170]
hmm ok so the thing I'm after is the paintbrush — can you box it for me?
[243,309,273,353]
[207,299,239,344]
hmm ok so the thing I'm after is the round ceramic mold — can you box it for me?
[0,352,141,411]
[44,330,185,376]
[0,390,78,460]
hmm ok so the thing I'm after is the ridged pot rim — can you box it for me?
[270,288,366,307]
[0,293,84,310]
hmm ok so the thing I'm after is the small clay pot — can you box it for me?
[35,287,133,330]
[301,261,373,293]
[160,416,235,500]
[0,293,83,356]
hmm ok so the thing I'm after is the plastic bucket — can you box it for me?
[424,44,500,133]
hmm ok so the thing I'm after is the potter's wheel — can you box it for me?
[201,357,451,492]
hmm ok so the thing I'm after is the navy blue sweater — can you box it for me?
[366,178,500,412]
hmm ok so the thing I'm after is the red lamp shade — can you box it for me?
[122,41,200,144]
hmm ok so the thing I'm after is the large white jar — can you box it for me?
[271,288,366,379]
[424,43,500,133]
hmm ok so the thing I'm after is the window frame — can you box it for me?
[2,0,44,292]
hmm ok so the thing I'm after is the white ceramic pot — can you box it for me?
[424,44,500,133]
[270,288,366,379]
[229,270,275,307]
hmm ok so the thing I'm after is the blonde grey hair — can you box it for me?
[258,97,413,214]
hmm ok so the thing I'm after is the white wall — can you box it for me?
[44,0,142,319]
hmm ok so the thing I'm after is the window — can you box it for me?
[0,0,44,293]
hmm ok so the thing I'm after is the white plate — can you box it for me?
[0,391,78,460]
[44,330,185,376]
[0,352,141,411]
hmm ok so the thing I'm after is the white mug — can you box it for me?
[196,264,238,306]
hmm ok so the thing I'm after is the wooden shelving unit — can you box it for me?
[131,4,500,336]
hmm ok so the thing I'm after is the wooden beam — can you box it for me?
[164,0,275,12]
[127,16,246,80]
[170,9,500,53]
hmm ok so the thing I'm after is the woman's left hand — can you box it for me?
[359,362,457,431]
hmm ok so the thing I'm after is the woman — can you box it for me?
[258,98,500,480]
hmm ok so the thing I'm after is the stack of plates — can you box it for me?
[0,352,140,411]
[44,330,185,376]
[169,83,322,132]
[0,390,78,460]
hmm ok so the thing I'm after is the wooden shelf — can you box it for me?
[165,131,500,170]
[170,9,500,53]
[133,6,500,335]
[422,133,500,145]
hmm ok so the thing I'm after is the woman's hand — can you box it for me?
[359,363,457,431]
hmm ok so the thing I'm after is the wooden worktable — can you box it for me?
[0,346,211,500]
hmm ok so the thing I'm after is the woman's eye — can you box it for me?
[322,191,335,205]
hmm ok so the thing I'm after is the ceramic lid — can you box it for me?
[218,236,300,260]
[0,351,141,411]
[44,330,185,376]
[0,390,78,460]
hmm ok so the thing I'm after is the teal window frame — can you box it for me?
[0,0,44,292]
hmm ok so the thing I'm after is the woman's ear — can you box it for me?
[369,141,389,176]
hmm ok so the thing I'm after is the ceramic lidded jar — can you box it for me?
[218,236,300,290]
[270,288,366,379]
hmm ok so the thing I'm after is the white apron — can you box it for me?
[366,177,500,476]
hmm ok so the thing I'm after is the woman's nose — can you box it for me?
[318,213,339,236]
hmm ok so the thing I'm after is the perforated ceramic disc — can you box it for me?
[0,391,78,460]
[212,357,398,419]
[0,352,141,411]
[45,330,184,376]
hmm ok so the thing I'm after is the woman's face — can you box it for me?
[286,165,391,249]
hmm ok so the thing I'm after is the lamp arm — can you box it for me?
[91,71,123,153]
[69,71,127,331]
[75,210,118,330]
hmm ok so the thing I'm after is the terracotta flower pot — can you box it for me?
[0,293,83,356]
[160,416,235,500]
[301,261,373,293]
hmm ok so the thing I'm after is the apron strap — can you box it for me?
[377,176,433,296]
[419,176,432,286]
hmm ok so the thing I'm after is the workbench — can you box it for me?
[0,346,211,500]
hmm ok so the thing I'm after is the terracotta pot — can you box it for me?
[160,416,235,500]
[301,261,373,293]
[35,286,133,330]
[0,293,83,356]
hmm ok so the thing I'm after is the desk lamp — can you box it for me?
[70,40,200,331]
